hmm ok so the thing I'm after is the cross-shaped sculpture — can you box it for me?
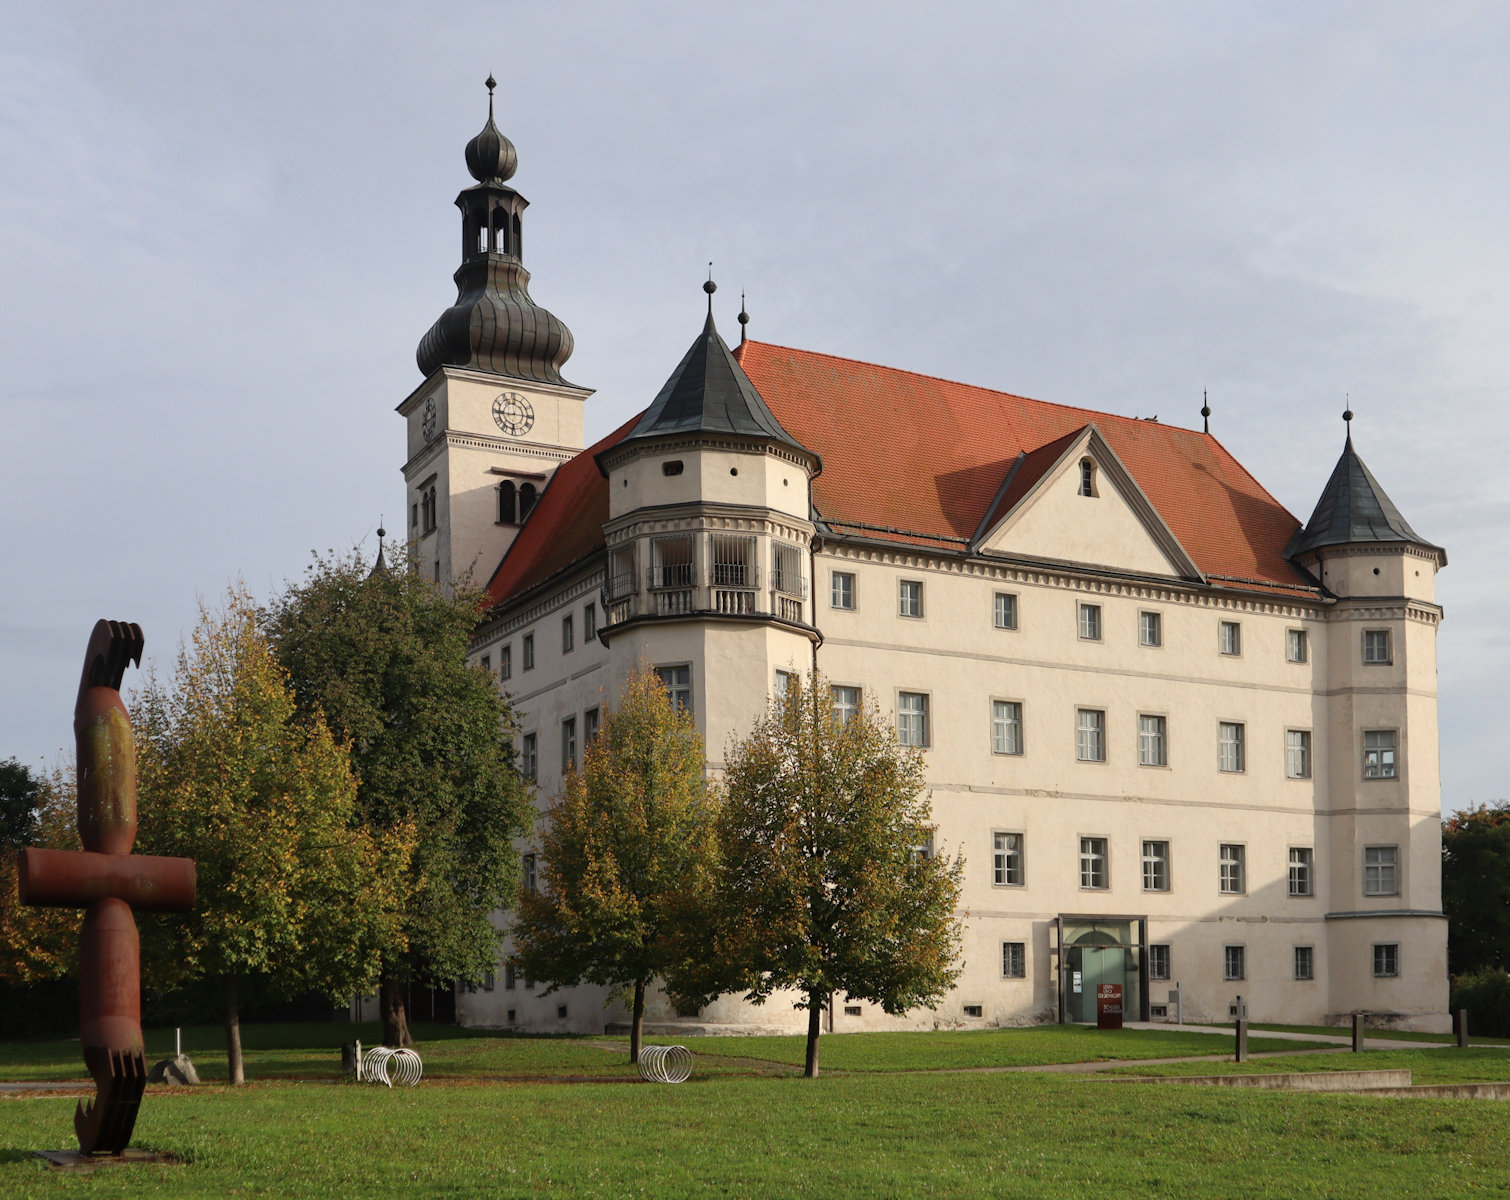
[17,620,196,1157]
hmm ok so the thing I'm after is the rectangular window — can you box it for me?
[899,579,923,618]
[1363,730,1397,779]
[773,670,794,713]
[561,717,577,772]
[504,961,516,989]
[831,685,861,725]
[1288,847,1314,897]
[522,633,535,671]
[897,692,929,747]
[522,853,537,895]
[656,665,692,714]
[1218,722,1245,773]
[1078,603,1102,641]
[1294,945,1314,981]
[521,733,537,782]
[1219,843,1246,894]
[1286,729,1312,779]
[772,542,804,600]
[650,533,695,589]
[1148,944,1171,981]
[1079,837,1108,890]
[501,645,512,680]
[1142,840,1170,891]
[1219,620,1242,656]
[992,700,1023,756]
[710,534,755,589]
[992,832,1024,886]
[1364,845,1399,896]
[994,592,1018,630]
[562,614,574,654]
[1139,610,1162,647]
[1076,709,1106,762]
[1138,714,1167,767]
[480,654,491,676]
[483,970,495,992]
[1373,943,1400,978]
[831,571,856,610]
[1364,629,1392,664]
[1224,945,1245,981]
[584,707,600,746]
[1001,942,1026,979]
[1287,628,1309,663]
[583,602,597,642]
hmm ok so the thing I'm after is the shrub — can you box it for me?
[1450,968,1510,1038]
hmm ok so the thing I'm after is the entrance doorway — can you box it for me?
[1057,917,1146,1023]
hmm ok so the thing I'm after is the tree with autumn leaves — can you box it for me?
[133,588,411,1083]
[715,671,964,1077]
[517,667,963,1077]
[512,668,719,1063]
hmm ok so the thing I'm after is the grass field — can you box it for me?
[3,1023,1509,1197]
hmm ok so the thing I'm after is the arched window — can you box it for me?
[498,480,517,525]
[512,213,522,259]
[518,482,538,521]
[492,208,509,255]
[1078,458,1097,497]
[476,221,488,254]
[421,485,438,533]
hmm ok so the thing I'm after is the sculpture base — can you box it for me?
[34,1148,176,1170]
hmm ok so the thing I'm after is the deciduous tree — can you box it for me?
[0,764,83,986]
[716,671,963,1077]
[134,588,410,1083]
[0,757,42,849]
[1443,802,1510,974]
[512,668,718,1062]
[266,551,533,1047]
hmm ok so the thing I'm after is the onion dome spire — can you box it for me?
[465,74,518,183]
[416,79,575,384]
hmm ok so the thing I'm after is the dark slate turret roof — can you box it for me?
[1286,435,1443,561]
[617,313,813,458]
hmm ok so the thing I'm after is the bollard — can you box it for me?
[1234,1017,1247,1062]
[1352,1012,1363,1053]
[1457,1009,1469,1048]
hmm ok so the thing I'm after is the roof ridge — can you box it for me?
[740,339,1210,436]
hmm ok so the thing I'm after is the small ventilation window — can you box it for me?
[1078,458,1097,497]
[963,1005,984,1018]
[557,1005,568,1019]
[662,460,684,476]
[844,1005,862,1017]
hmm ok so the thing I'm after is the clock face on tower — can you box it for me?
[421,396,437,443]
[492,391,535,437]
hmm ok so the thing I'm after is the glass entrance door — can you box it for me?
[1059,918,1144,1023]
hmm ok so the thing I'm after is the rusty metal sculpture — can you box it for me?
[17,620,196,1157]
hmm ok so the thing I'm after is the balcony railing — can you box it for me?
[648,563,695,590]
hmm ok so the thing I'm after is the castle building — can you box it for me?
[399,89,1450,1032]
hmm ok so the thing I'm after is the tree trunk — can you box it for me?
[224,973,245,1086]
[381,973,413,1047]
[630,979,646,1064]
[804,989,824,1078]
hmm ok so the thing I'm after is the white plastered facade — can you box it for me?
[403,367,1450,1036]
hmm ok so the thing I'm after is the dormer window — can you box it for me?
[1078,459,1097,497]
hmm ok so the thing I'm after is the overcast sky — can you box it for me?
[3,2,1504,809]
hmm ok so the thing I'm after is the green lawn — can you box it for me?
[1238,1021,1510,1046]
[3,1070,1509,1197]
[1105,1046,1510,1086]
[660,1024,1318,1071]
[0,1022,1319,1084]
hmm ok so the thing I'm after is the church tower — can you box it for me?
[397,78,593,586]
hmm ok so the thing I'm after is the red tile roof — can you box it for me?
[486,341,1315,609]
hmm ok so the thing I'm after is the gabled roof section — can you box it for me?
[485,414,640,605]
[619,314,812,458]
[734,341,1314,592]
[1286,435,1445,563]
[975,424,1204,581]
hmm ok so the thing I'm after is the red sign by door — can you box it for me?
[1096,983,1124,1030]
